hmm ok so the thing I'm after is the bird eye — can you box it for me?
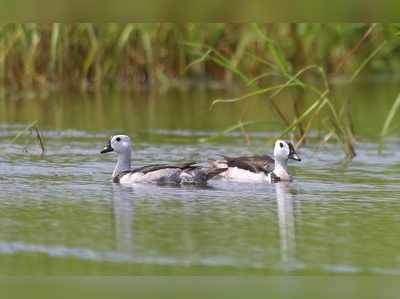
[279,142,284,148]
[116,137,121,142]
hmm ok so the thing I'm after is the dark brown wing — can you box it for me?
[132,162,198,174]
[222,155,274,174]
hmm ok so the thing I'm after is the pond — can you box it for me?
[0,80,400,275]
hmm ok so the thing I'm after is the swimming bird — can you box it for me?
[100,135,226,185]
[209,140,301,183]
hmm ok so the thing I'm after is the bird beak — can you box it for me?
[288,143,301,161]
[289,152,301,161]
[100,140,113,154]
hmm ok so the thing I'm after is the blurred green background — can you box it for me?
[0,23,398,93]
[1,23,400,298]
[1,23,400,155]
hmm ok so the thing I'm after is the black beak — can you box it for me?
[289,152,301,161]
[100,140,113,154]
[288,143,301,161]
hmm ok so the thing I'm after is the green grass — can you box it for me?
[380,92,400,153]
[0,23,399,94]
[185,23,400,158]
[3,23,400,157]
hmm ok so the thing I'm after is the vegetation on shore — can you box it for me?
[2,23,400,157]
[0,23,399,93]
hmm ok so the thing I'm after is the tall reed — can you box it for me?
[0,23,399,94]
[3,23,400,157]
[187,23,398,158]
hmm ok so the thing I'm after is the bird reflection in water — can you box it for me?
[111,185,135,255]
[275,182,297,266]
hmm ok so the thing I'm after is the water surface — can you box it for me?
[0,83,400,275]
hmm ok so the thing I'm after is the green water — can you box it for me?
[0,81,400,276]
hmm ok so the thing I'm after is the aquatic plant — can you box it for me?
[12,120,45,155]
[3,23,400,157]
[380,92,400,153]
[187,23,397,158]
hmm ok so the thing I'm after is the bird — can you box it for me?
[208,140,301,183]
[100,135,226,185]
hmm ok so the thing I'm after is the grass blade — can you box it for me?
[211,82,298,108]
[380,92,400,152]
[279,93,328,138]
[184,48,212,72]
[12,120,38,143]
[197,120,282,143]
[351,40,387,82]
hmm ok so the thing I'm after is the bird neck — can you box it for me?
[113,151,132,178]
[274,158,290,181]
